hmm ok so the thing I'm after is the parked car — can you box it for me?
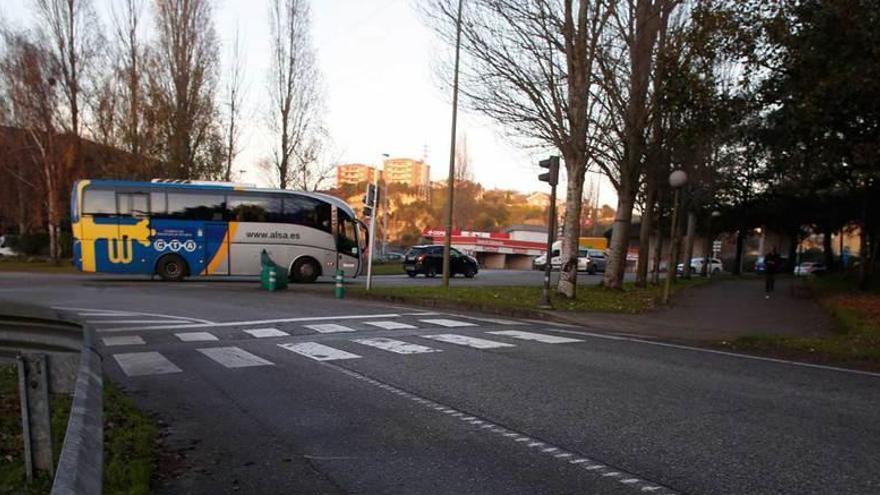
[794,261,826,277]
[376,251,404,263]
[677,257,723,275]
[754,256,789,273]
[0,235,18,257]
[403,245,479,278]
[533,248,561,271]
[577,249,607,274]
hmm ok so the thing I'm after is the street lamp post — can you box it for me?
[442,0,464,289]
[663,169,688,304]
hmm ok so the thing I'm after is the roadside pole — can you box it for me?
[537,156,559,309]
[366,174,379,291]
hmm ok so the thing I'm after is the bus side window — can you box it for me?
[166,193,226,221]
[83,189,117,216]
[228,195,281,222]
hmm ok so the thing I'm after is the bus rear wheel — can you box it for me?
[291,257,320,283]
[157,254,188,282]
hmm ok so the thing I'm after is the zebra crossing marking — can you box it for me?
[243,328,289,338]
[305,323,357,333]
[175,332,219,342]
[197,347,273,368]
[422,334,515,349]
[279,342,361,361]
[102,335,145,347]
[419,318,477,328]
[114,352,181,377]
[487,330,583,344]
[353,337,440,355]
[363,321,417,330]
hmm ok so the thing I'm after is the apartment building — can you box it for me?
[336,163,381,187]
[382,158,430,188]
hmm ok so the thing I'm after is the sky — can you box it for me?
[1,0,617,206]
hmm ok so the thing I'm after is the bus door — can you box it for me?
[114,192,150,273]
[335,208,361,277]
[202,221,229,275]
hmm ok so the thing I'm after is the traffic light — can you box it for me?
[538,156,559,186]
[362,184,377,217]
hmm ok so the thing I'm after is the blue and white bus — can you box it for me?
[70,179,366,282]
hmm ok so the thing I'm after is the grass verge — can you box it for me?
[724,274,880,369]
[0,366,157,495]
[349,277,710,316]
[368,263,405,276]
[0,258,77,274]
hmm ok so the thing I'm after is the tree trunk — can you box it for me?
[603,183,636,289]
[734,229,745,275]
[859,184,869,289]
[635,181,657,287]
[651,228,663,285]
[822,227,834,271]
[682,210,696,278]
[556,159,585,299]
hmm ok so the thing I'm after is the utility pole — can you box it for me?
[442,0,464,289]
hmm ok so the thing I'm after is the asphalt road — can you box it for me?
[2,272,878,494]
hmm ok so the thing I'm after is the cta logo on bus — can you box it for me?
[154,239,197,253]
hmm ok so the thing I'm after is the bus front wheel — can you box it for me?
[291,257,320,284]
[157,254,188,282]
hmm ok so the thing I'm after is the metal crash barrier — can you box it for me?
[0,304,103,495]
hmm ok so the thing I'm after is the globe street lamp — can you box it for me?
[663,169,688,304]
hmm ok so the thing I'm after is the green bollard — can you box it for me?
[335,270,345,299]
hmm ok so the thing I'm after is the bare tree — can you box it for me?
[425,0,612,298]
[597,0,680,289]
[149,0,220,178]
[110,0,146,155]
[222,26,245,182]
[33,0,102,137]
[0,31,65,260]
[268,0,324,190]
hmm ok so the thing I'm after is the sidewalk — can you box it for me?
[549,277,837,342]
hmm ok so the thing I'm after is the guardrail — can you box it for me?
[0,304,103,494]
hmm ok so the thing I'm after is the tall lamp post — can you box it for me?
[442,0,464,289]
[663,169,688,304]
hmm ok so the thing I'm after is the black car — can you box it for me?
[403,245,479,278]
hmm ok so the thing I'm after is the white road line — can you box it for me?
[54,306,214,324]
[451,316,525,326]
[305,323,357,334]
[78,312,142,317]
[487,330,583,344]
[353,338,440,355]
[87,320,182,324]
[98,313,409,332]
[324,363,680,494]
[175,332,219,342]
[363,321,417,330]
[422,334,515,350]
[279,342,361,361]
[538,327,880,379]
[113,352,181,376]
[243,328,289,338]
[197,347,273,368]
[419,318,478,328]
[102,335,145,346]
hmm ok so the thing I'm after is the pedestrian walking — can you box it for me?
[764,248,781,298]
